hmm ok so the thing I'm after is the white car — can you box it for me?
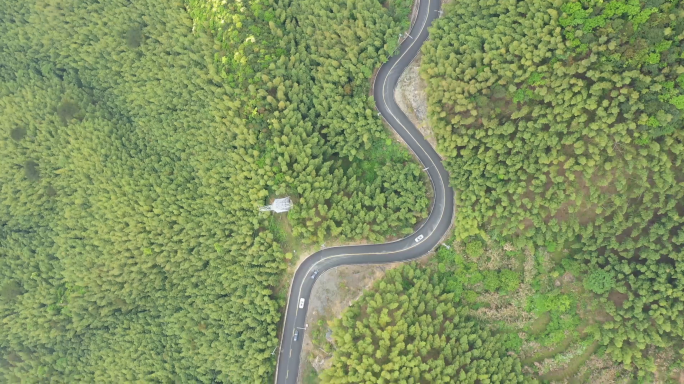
[311,270,319,279]
[299,298,305,308]
[293,330,299,341]
[415,234,424,243]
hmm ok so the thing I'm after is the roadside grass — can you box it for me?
[270,211,303,258]
[310,318,335,354]
[301,359,320,384]
[270,211,305,301]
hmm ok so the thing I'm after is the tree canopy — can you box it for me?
[320,264,529,384]
[0,0,425,381]
[422,0,684,374]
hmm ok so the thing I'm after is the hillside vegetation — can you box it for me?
[0,0,425,381]
[422,0,684,377]
[320,263,529,384]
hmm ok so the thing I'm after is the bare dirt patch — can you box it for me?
[608,290,628,309]
[394,54,439,152]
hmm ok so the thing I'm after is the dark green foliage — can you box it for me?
[423,0,684,373]
[55,99,80,124]
[23,160,40,181]
[9,127,25,141]
[124,25,144,48]
[583,269,616,294]
[0,281,24,302]
[383,0,413,32]
[320,264,531,383]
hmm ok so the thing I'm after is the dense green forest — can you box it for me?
[319,236,681,382]
[320,263,529,384]
[0,0,425,381]
[421,0,684,378]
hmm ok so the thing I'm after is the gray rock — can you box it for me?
[562,272,576,284]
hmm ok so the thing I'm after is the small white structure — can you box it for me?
[259,197,293,213]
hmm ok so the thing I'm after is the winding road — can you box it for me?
[274,0,452,382]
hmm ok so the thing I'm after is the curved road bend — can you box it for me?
[275,0,451,383]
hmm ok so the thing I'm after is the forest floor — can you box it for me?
[296,254,432,384]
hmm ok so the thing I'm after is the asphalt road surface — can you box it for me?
[274,0,451,382]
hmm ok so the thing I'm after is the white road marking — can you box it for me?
[275,1,448,383]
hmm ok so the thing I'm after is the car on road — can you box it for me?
[311,270,319,279]
[293,330,299,341]
[299,298,305,308]
[415,234,424,243]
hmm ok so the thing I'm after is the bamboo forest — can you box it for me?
[320,264,527,384]
[420,0,684,381]
[0,0,421,381]
[3,0,684,382]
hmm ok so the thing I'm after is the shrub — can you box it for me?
[583,269,616,294]
[465,239,484,258]
[463,290,478,303]
[528,291,573,314]
[671,95,684,110]
[445,277,464,301]
[561,258,583,276]
[546,241,557,253]
[466,267,483,285]
[482,270,500,292]
[499,269,521,293]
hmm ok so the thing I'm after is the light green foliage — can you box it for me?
[583,269,616,294]
[465,239,484,258]
[645,52,661,64]
[561,258,584,277]
[499,269,521,293]
[483,270,501,292]
[437,245,489,301]
[423,0,684,372]
[0,0,424,381]
[527,291,581,346]
[319,264,531,383]
[672,95,684,110]
[462,290,479,303]
[529,291,574,315]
